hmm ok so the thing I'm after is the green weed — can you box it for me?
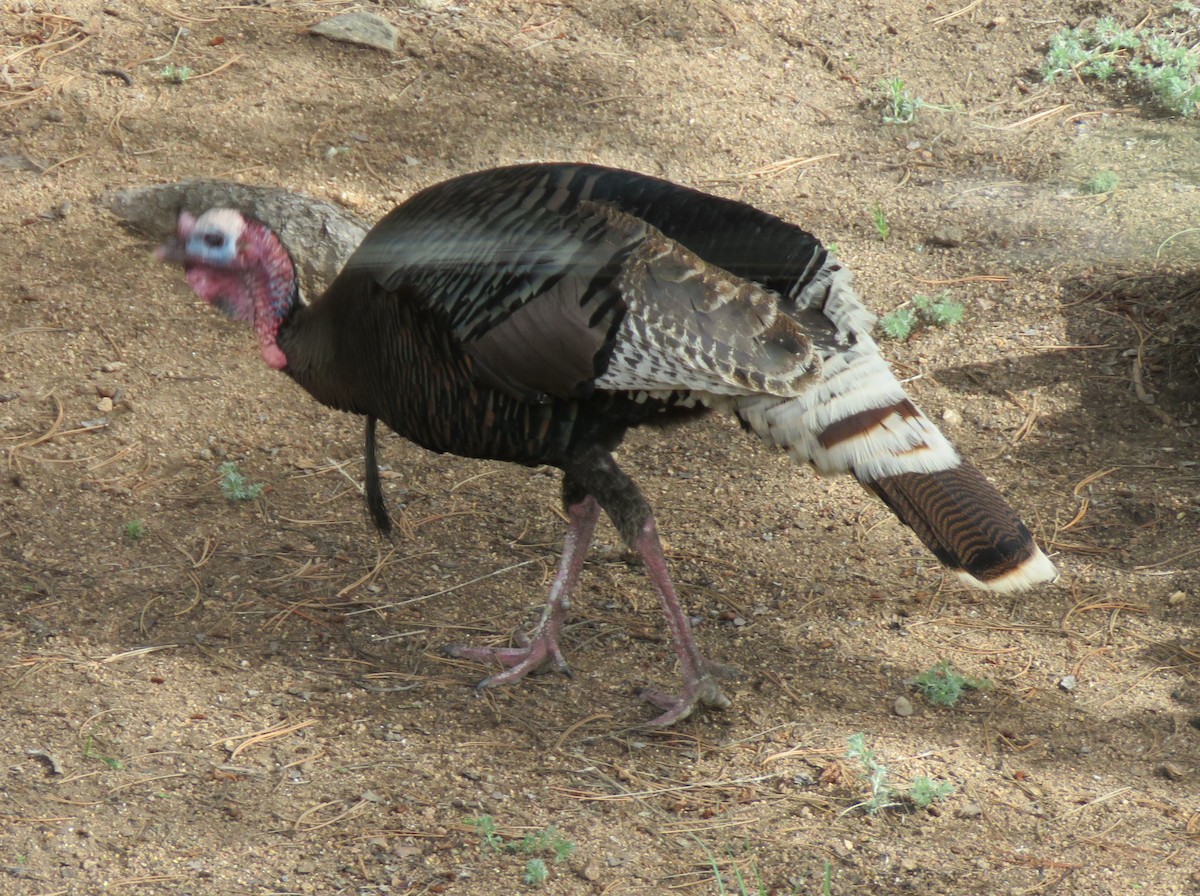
[909,660,991,707]
[123,519,145,541]
[914,292,964,327]
[82,735,124,770]
[870,203,889,242]
[909,775,956,808]
[523,858,549,886]
[463,815,575,886]
[846,732,895,813]
[879,77,923,124]
[845,733,955,813]
[1082,170,1119,194]
[514,826,575,862]
[219,462,264,501]
[879,307,917,341]
[694,836,769,896]
[160,64,193,84]
[464,815,504,851]
[1044,14,1200,117]
[878,291,964,341]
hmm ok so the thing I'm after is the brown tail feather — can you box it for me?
[866,461,1056,592]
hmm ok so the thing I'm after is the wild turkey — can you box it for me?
[157,163,1056,726]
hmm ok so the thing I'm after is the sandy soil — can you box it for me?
[2,1,1198,894]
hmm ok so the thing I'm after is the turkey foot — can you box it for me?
[640,669,733,727]
[446,615,571,687]
[631,518,735,726]
[445,496,600,691]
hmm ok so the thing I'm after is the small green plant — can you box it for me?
[909,660,991,707]
[909,775,956,808]
[869,203,889,242]
[878,291,964,341]
[160,64,194,84]
[1082,170,1119,194]
[82,735,124,770]
[1044,15,1200,117]
[693,836,768,896]
[123,519,145,541]
[523,858,549,886]
[464,816,575,885]
[464,815,505,851]
[845,734,954,813]
[913,292,964,327]
[879,307,917,341]
[514,826,575,862]
[846,733,895,813]
[879,77,923,123]
[219,462,264,501]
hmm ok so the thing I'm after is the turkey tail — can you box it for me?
[866,462,1056,592]
[734,260,1056,592]
[742,388,1057,592]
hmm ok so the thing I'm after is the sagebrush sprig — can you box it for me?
[1044,15,1200,117]
[909,660,991,707]
[845,734,956,813]
[219,462,264,501]
[878,291,964,341]
[463,816,575,887]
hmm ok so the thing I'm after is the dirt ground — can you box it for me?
[3,1,1199,894]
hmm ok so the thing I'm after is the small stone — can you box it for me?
[893,696,914,717]
[296,860,317,874]
[929,226,965,248]
[941,408,963,427]
[96,397,113,413]
[100,361,127,373]
[1168,590,1187,606]
[1059,675,1077,692]
[957,803,983,818]
[310,12,398,52]
[46,109,66,122]
[581,861,601,881]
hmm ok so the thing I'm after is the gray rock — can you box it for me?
[102,181,369,299]
[310,12,398,52]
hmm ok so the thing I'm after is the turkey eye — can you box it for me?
[202,232,226,249]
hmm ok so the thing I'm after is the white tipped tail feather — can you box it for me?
[739,259,1057,592]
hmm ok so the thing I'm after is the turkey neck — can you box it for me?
[274,290,360,415]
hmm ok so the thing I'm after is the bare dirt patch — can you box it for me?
[2,2,1198,894]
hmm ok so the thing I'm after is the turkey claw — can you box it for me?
[445,636,572,689]
[639,673,731,727]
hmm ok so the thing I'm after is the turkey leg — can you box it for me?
[631,516,732,727]
[445,495,600,685]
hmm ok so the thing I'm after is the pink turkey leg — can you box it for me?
[446,496,600,684]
